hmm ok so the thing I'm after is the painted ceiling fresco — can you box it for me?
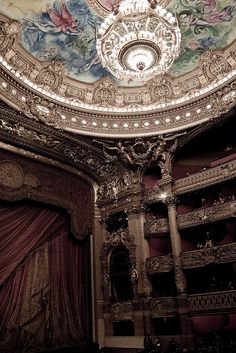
[0,0,236,84]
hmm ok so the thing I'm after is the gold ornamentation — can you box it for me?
[146,254,174,274]
[201,50,231,81]
[27,96,61,126]
[181,242,236,269]
[174,160,236,195]
[0,118,61,147]
[102,229,134,255]
[0,161,24,189]
[150,297,177,317]
[93,77,116,106]
[36,61,64,91]
[149,78,173,103]
[173,255,187,294]
[110,302,133,319]
[188,290,236,314]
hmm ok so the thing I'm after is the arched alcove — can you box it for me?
[110,245,133,302]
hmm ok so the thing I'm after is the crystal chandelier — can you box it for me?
[96,0,181,82]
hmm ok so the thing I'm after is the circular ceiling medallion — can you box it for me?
[0,161,25,190]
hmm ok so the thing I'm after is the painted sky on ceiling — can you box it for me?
[0,0,236,84]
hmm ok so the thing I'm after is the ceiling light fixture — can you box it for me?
[96,0,181,82]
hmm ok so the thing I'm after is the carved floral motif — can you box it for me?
[36,61,64,91]
[0,161,24,189]
[201,50,231,81]
[93,77,116,106]
[146,255,174,274]
[145,200,236,236]
[110,302,134,319]
[181,243,236,269]
[150,297,177,317]
[102,229,134,255]
[0,118,61,147]
[174,160,236,195]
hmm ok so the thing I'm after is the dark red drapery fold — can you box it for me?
[0,202,90,352]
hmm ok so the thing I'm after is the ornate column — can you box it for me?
[93,205,106,345]
[126,204,153,336]
[164,195,192,335]
[126,205,151,296]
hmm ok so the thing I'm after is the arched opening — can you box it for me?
[110,245,133,302]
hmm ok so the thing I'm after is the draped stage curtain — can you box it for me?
[0,202,90,352]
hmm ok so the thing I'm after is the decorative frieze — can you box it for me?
[144,217,169,236]
[145,200,236,236]
[178,200,236,229]
[188,290,236,314]
[144,160,236,204]
[144,186,162,204]
[110,302,134,319]
[146,255,174,275]
[0,118,61,147]
[150,297,178,317]
[101,229,134,256]
[150,290,236,317]
[181,242,236,269]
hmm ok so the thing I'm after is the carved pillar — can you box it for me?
[165,196,193,335]
[93,205,106,346]
[126,205,151,296]
[127,204,153,335]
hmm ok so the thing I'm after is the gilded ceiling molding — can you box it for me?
[0,100,125,186]
[0,13,236,137]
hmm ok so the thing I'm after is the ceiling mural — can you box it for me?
[0,0,236,137]
[0,0,236,85]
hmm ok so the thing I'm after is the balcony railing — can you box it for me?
[145,200,236,235]
[188,290,236,314]
[181,242,236,269]
[174,160,236,195]
[144,160,236,204]
[146,254,174,275]
[177,200,236,229]
[144,217,169,236]
[150,297,178,317]
[150,290,236,317]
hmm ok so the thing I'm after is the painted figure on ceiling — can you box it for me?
[25,0,80,34]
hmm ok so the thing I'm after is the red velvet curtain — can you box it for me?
[0,202,90,352]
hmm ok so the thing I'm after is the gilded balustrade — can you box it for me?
[146,254,174,275]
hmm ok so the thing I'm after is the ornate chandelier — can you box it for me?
[96,0,181,82]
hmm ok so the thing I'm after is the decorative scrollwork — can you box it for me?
[94,134,184,169]
[146,255,174,274]
[110,302,133,319]
[188,290,236,314]
[150,297,177,317]
[93,77,116,106]
[0,161,24,190]
[102,229,134,255]
[181,243,236,269]
[36,61,64,91]
[0,118,61,147]
[201,50,231,81]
